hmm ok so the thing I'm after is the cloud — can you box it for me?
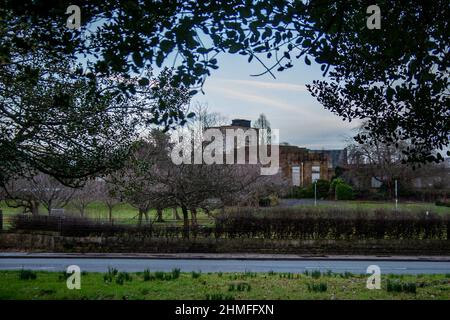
[219,79,308,92]
[207,85,342,126]
[203,77,359,149]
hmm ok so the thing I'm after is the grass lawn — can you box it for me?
[0,270,449,300]
[0,201,214,228]
[292,200,450,215]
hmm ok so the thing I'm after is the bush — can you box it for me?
[192,271,202,279]
[315,179,330,199]
[19,269,37,280]
[258,197,271,207]
[330,178,345,190]
[259,194,280,207]
[436,200,450,207]
[335,183,355,200]
[215,207,449,241]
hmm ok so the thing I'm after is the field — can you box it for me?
[1,199,448,221]
[0,270,449,300]
[0,201,213,229]
[289,200,450,215]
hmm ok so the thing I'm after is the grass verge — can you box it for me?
[0,270,448,300]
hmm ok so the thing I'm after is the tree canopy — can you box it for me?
[1,0,448,177]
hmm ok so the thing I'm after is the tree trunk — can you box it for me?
[108,206,113,222]
[181,205,189,239]
[190,208,198,227]
[156,208,164,222]
[138,210,143,226]
[173,207,181,220]
[31,201,39,216]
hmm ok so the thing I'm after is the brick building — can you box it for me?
[279,145,331,186]
[214,119,333,186]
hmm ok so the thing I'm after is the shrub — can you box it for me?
[307,282,327,292]
[258,197,271,207]
[335,183,355,200]
[19,269,37,280]
[311,270,322,279]
[436,200,450,207]
[192,271,202,279]
[215,207,449,241]
[315,179,330,199]
[289,186,315,198]
[330,178,345,190]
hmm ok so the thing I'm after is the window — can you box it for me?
[292,166,300,186]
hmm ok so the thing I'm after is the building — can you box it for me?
[279,145,331,186]
[215,119,332,186]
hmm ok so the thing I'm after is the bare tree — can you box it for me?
[71,179,101,217]
[345,125,423,196]
[97,180,121,222]
[2,173,74,214]
[254,113,271,145]
[2,177,41,215]
[110,130,175,225]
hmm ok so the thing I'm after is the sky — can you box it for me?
[193,53,360,150]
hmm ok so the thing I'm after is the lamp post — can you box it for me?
[314,181,317,206]
[394,179,398,210]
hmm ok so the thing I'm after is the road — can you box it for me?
[1,257,450,274]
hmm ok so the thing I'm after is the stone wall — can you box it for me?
[2,232,449,255]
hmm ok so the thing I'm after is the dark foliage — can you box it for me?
[214,208,450,240]
[1,1,448,165]
[11,207,450,241]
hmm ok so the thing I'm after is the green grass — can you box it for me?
[292,200,450,215]
[0,270,448,300]
[0,201,214,228]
